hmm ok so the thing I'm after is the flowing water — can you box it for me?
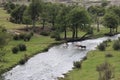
[3,34,120,80]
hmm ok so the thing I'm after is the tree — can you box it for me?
[4,1,16,13]
[40,3,49,30]
[10,5,26,23]
[103,12,119,34]
[88,6,105,32]
[23,8,32,30]
[56,5,71,39]
[107,6,120,32]
[68,7,91,39]
[28,0,42,30]
[47,3,60,30]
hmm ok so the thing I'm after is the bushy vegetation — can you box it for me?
[12,46,19,54]
[19,54,29,65]
[96,62,114,80]
[18,44,26,51]
[113,40,120,50]
[40,31,49,36]
[105,53,113,58]
[13,33,33,41]
[73,61,82,69]
[98,42,106,51]
[12,44,27,53]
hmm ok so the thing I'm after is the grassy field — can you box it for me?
[60,41,120,80]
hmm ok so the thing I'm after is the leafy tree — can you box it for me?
[103,12,119,34]
[10,5,26,23]
[69,7,91,39]
[107,6,120,32]
[88,6,105,32]
[4,1,16,13]
[47,3,60,30]
[23,8,32,26]
[28,0,42,29]
[40,3,49,30]
[56,5,71,39]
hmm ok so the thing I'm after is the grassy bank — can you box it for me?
[0,8,60,74]
[0,35,62,74]
[60,41,120,80]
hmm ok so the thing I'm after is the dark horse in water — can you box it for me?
[75,44,86,49]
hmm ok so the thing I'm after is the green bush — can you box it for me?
[113,40,120,50]
[24,34,32,41]
[105,53,113,58]
[98,43,106,51]
[12,46,19,54]
[19,54,29,65]
[73,61,82,69]
[19,58,26,65]
[40,31,49,36]
[13,35,19,40]
[19,33,26,39]
[50,31,61,41]
[18,44,26,51]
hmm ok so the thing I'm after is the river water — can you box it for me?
[3,34,120,80]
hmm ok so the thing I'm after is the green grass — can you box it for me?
[60,41,120,80]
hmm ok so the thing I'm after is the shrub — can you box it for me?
[113,40,120,50]
[40,31,49,36]
[18,44,26,51]
[13,35,19,40]
[24,34,31,41]
[107,39,111,42]
[50,31,61,41]
[19,58,26,65]
[96,62,114,80]
[83,56,87,61]
[19,54,29,65]
[30,32,34,36]
[55,34,61,41]
[98,43,106,51]
[50,31,58,38]
[12,46,19,54]
[118,37,120,41]
[73,61,82,69]
[19,33,25,39]
[105,53,113,58]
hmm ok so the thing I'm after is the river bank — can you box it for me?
[59,35,120,80]
[3,34,120,80]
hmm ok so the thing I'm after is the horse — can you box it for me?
[75,44,86,49]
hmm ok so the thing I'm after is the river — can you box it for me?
[3,34,120,80]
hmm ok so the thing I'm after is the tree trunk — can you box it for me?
[97,17,100,32]
[42,19,45,30]
[110,28,112,34]
[52,20,55,30]
[64,26,67,40]
[72,27,75,39]
[116,27,118,33]
[32,20,35,32]
[75,25,78,38]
